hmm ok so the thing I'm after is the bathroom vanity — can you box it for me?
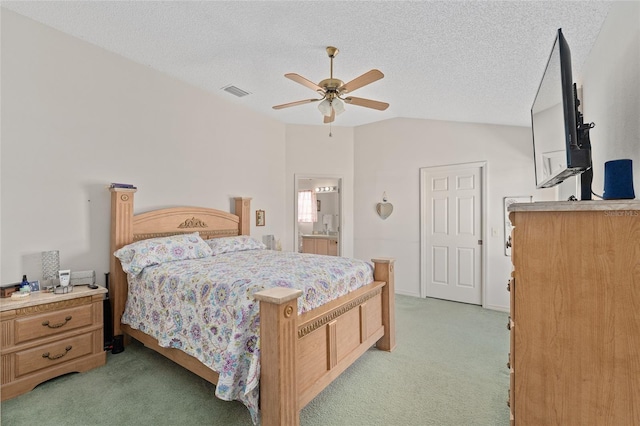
[301,235,338,256]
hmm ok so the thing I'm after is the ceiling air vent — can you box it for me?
[222,85,251,97]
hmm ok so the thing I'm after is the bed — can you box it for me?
[109,188,395,425]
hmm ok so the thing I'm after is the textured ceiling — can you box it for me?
[2,1,613,127]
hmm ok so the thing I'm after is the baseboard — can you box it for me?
[395,289,420,297]
[484,304,509,312]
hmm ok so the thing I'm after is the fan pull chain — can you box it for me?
[329,122,333,137]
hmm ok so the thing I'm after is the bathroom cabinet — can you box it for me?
[302,236,338,256]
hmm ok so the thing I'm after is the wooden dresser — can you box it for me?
[507,200,640,425]
[1,286,107,400]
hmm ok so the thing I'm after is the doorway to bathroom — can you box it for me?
[294,175,342,256]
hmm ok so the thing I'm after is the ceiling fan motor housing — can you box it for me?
[319,78,344,96]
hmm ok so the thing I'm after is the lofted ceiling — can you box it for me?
[2,1,613,128]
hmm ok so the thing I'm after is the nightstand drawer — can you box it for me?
[15,332,93,377]
[14,304,93,344]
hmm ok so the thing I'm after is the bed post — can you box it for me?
[234,197,251,236]
[254,287,303,426]
[372,258,396,352]
[109,188,137,342]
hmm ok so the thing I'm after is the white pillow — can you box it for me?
[205,236,266,255]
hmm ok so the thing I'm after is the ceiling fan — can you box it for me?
[272,46,389,124]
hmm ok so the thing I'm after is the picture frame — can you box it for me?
[256,210,265,226]
[29,280,41,292]
[503,196,532,256]
[317,200,321,212]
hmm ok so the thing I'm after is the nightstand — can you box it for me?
[1,286,107,400]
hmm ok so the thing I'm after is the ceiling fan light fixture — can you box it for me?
[333,98,345,115]
[318,99,333,116]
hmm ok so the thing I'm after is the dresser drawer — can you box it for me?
[14,304,93,344]
[15,332,93,377]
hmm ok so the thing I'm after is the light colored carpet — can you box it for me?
[1,295,510,425]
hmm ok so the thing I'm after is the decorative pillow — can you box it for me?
[114,232,213,275]
[205,235,266,255]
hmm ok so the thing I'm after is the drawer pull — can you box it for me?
[42,345,72,360]
[42,316,72,329]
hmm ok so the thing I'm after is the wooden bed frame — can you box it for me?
[109,188,395,425]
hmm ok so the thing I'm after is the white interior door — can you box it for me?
[421,163,484,305]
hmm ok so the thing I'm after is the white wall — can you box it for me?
[353,118,548,309]
[581,1,640,194]
[284,125,355,257]
[1,10,286,284]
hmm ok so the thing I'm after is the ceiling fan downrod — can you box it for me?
[319,46,343,95]
[327,46,338,80]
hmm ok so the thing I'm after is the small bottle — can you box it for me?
[20,275,30,292]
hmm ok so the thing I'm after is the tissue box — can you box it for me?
[70,270,96,286]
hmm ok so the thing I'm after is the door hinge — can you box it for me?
[478,240,483,245]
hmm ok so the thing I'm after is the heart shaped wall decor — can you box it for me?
[376,202,393,220]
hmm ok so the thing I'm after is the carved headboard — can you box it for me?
[133,207,242,241]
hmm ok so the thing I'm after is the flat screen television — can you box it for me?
[531,28,593,199]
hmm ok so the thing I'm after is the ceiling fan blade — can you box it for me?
[272,98,321,110]
[285,73,324,93]
[323,109,335,124]
[339,69,384,93]
[344,96,389,111]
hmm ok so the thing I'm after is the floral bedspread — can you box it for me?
[121,249,374,423]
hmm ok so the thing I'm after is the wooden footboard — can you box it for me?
[255,258,395,426]
[109,188,395,425]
